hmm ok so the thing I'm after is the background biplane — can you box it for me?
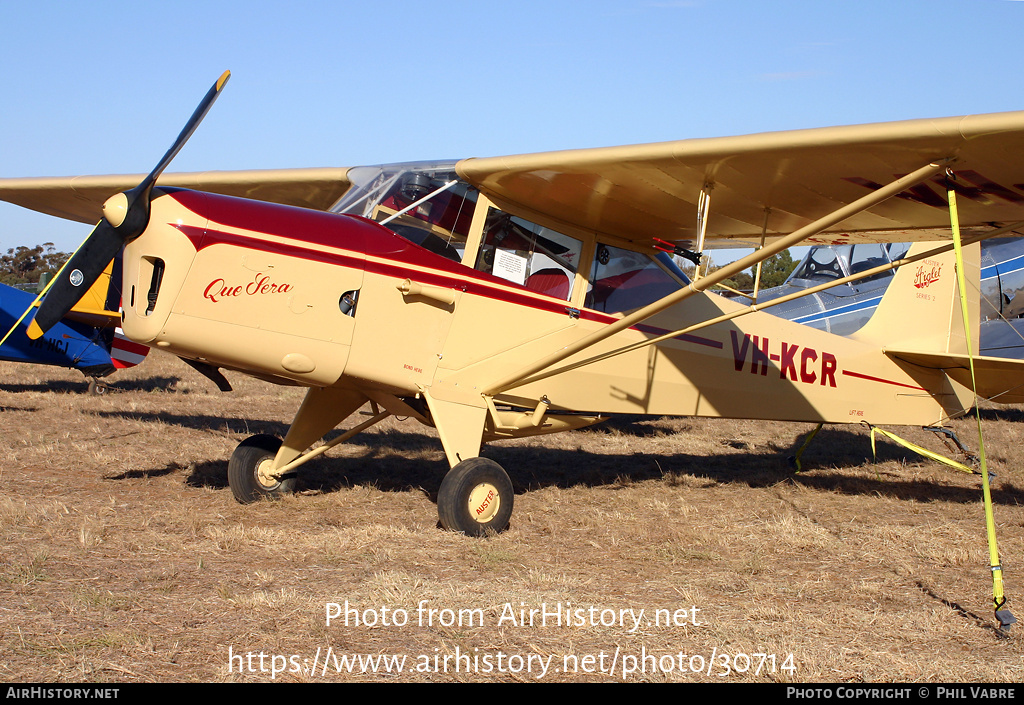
[1,74,1022,564]
[752,239,1024,363]
[0,260,147,392]
[0,258,235,393]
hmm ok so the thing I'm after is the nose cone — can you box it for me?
[102,192,130,228]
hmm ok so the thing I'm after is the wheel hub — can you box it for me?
[255,458,280,490]
[467,482,500,523]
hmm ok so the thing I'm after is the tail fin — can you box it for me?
[848,241,1024,409]
[60,260,122,329]
[851,241,979,355]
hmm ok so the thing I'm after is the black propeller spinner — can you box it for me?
[27,70,230,340]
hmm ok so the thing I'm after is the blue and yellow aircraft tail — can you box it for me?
[0,259,148,387]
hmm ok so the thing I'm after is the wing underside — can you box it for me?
[456,111,1024,248]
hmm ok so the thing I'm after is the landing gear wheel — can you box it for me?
[437,457,513,536]
[88,378,108,395]
[228,434,296,503]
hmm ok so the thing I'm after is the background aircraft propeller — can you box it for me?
[27,71,231,340]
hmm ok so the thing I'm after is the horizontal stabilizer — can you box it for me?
[885,348,1024,404]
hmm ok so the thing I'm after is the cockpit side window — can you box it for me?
[585,243,684,314]
[474,207,582,301]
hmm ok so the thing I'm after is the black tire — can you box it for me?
[88,378,107,396]
[437,457,513,536]
[228,434,296,503]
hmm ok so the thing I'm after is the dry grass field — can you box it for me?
[0,352,1021,683]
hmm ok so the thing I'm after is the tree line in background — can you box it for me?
[1,243,71,286]
[0,241,801,293]
[679,249,798,292]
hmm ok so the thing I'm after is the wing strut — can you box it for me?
[494,221,1024,391]
[484,160,950,396]
[692,182,713,280]
[750,207,772,301]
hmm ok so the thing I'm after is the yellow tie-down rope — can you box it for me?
[856,179,1014,631]
[791,423,823,472]
[864,423,976,474]
[947,181,1015,631]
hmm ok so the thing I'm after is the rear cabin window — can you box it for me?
[585,244,684,314]
[474,208,582,301]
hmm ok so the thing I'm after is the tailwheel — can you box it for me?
[228,434,296,503]
[88,378,108,396]
[437,457,513,536]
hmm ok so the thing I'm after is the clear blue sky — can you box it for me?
[2,0,1023,256]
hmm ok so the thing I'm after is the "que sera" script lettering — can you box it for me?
[204,273,293,303]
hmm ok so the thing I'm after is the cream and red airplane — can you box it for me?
[3,72,1024,542]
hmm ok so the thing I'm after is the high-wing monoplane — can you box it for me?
[2,74,1022,627]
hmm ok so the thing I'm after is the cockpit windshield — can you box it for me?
[789,245,851,281]
[787,243,907,285]
[331,162,690,310]
[332,161,478,263]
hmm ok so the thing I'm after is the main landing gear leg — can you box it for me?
[422,390,514,536]
[228,386,369,503]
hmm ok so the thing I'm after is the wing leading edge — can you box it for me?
[0,167,353,224]
[7,112,1024,248]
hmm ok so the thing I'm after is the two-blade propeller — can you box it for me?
[26,70,231,340]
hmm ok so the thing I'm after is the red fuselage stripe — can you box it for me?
[841,369,928,391]
[166,193,724,352]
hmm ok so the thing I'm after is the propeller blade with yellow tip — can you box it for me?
[28,70,230,338]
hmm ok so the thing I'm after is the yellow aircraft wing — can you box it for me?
[456,111,1024,248]
[5,112,1024,249]
[0,167,352,224]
